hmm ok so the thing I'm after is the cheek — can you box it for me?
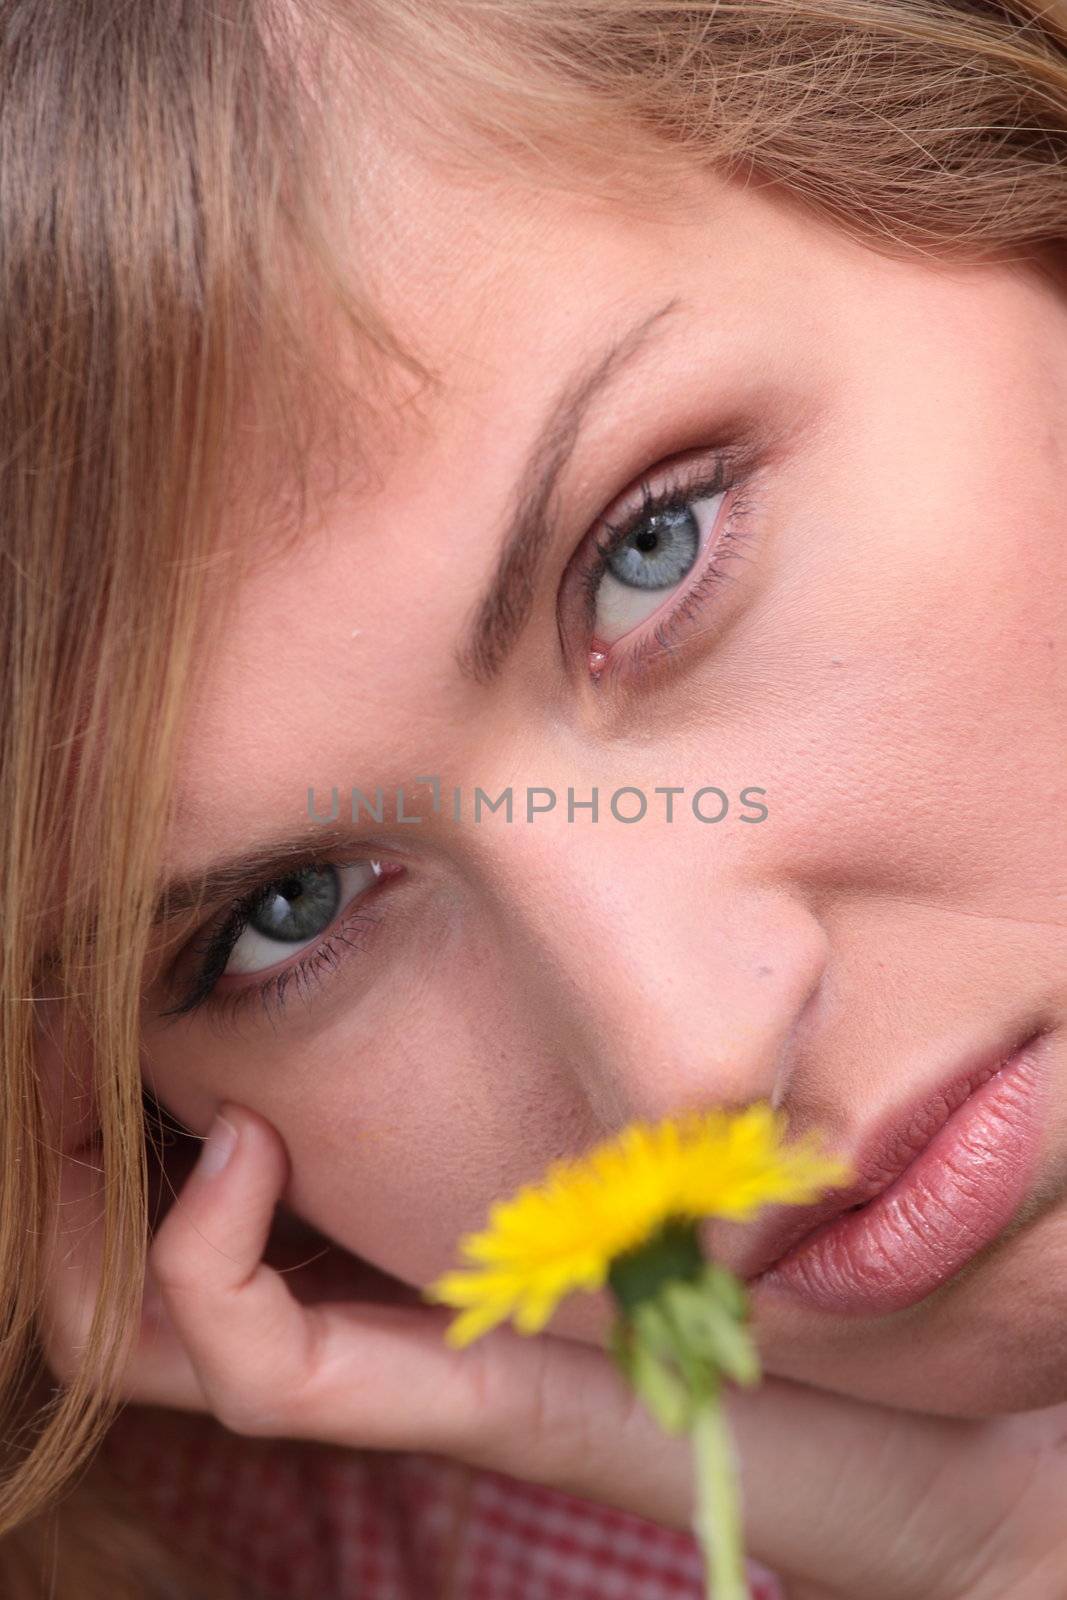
[142,1022,482,1287]
[276,1055,510,1287]
[730,390,1067,896]
[137,961,501,1284]
[271,945,597,1287]
[277,1090,482,1289]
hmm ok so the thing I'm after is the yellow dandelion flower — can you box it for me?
[424,1101,853,1349]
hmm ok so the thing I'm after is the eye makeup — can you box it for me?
[158,858,403,1025]
[568,448,761,688]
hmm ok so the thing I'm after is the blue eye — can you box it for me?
[161,858,396,1023]
[575,449,759,683]
[224,863,373,975]
[594,489,728,643]
[606,502,702,587]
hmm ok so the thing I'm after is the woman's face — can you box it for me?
[140,152,1067,1418]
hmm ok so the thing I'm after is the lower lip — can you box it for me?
[752,1042,1047,1317]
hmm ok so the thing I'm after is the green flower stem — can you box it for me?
[691,1383,750,1600]
[607,1224,759,1598]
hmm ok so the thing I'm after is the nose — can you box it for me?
[461,807,829,1131]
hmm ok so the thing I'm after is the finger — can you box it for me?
[145,1103,313,1434]
[145,1103,473,1445]
[38,1138,208,1412]
[466,1336,1039,1600]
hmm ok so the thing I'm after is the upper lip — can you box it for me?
[708,1027,1043,1283]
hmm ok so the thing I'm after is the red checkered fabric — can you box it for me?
[100,1405,788,1598]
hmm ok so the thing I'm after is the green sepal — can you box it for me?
[698,1260,750,1320]
[660,1279,761,1389]
[629,1313,695,1434]
[639,1293,711,1401]
[611,1306,698,1433]
[606,1233,762,1443]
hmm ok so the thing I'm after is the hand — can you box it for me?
[39,1103,1067,1600]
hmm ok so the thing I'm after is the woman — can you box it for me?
[4,1,1067,1596]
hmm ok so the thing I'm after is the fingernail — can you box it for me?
[199,1110,239,1177]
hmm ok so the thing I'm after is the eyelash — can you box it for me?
[160,860,396,1026]
[575,451,758,687]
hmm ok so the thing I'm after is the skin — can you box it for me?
[36,147,1067,1598]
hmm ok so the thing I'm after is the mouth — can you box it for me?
[737,1028,1050,1317]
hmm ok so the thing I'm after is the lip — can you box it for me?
[740,1031,1049,1316]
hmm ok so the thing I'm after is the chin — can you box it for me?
[752,1307,1067,1418]
[547,1209,1067,1420]
[751,1211,1067,1417]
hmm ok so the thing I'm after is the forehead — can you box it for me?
[342,136,835,433]
[166,150,839,867]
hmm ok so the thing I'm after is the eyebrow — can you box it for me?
[454,295,684,685]
[151,300,684,932]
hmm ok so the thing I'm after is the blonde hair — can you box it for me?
[3,2,1066,1594]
